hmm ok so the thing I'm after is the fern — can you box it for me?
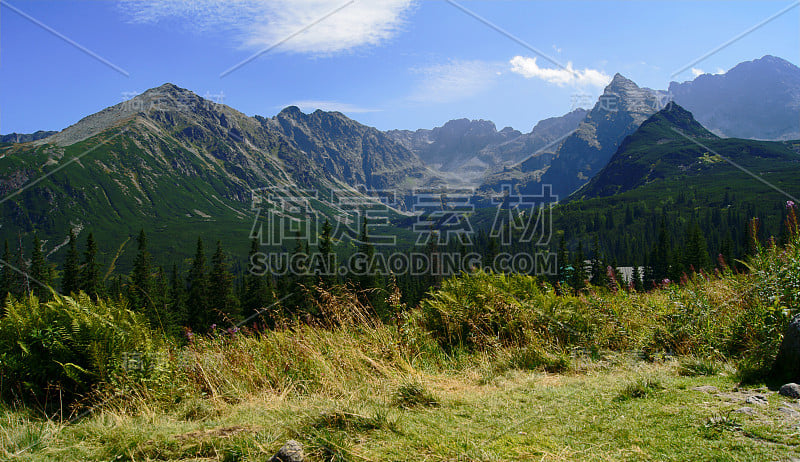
[0,292,156,407]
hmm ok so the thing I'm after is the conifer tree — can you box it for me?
[357,217,387,319]
[243,239,272,325]
[209,240,240,324]
[632,265,644,292]
[61,230,80,295]
[15,233,29,297]
[151,266,171,333]
[30,234,52,300]
[556,237,568,282]
[80,233,103,298]
[186,237,210,330]
[651,218,671,282]
[0,240,13,301]
[282,232,312,317]
[683,223,711,272]
[317,219,336,287]
[590,236,608,288]
[129,230,153,312]
[169,263,188,329]
[570,242,587,292]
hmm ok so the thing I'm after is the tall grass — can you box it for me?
[1,234,798,418]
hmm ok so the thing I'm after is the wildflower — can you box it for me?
[788,200,796,209]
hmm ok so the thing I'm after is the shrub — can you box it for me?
[0,293,156,407]
[733,233,800,378]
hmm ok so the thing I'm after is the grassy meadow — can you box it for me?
[1,235,799,461]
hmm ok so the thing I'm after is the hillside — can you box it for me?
[0,84,437,268]
[575,103,800,200]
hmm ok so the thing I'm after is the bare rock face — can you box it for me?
[772,314,800,383]
[269,439,304,462]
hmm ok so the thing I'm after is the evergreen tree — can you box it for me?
[186,237,210,330]
[61,230,80,295]
[424,230,442,291]
[0,240,13,301]
[209,240,240,324]
[632,265,644,292]
[150,266,171,333]
[16,233,29,297]
[556,237,568,282]
[317,219,336,287]
[683,223,711,272]
[243,239,272,326]
[129,230,153,313]
[570,242,587,292]
[651,218,671,283]
[29,234,52,300]
[80,233,102,298]
[169,264,188,329]
[281,232,312,317]
[590,236,608,288]
[357,217,387,319]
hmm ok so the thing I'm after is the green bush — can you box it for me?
[0,293,156,406]
[733,235,800,378]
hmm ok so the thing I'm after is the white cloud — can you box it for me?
[691,67,726,77]
[408,60,500,104]
[119,0,415,55]
[509,56,611,89]
[281,100,381,113]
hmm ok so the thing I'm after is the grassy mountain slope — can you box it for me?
[574,103,800,200]
[0,84,434,270]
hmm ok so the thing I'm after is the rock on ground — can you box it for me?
[780,383,800,399]
[269,440,304,462]
[733,407,758,416]
[745,395,769,406]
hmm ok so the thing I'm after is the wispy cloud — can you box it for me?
[690,67,726,77]
[280,100,381,113]
[509,56,610,89]
[408,60,501,104]
[119,0,415,55]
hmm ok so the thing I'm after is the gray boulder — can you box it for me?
[772,314,800,383]
[269,440,304,462]
[780,383,800,399]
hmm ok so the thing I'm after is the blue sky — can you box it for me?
[1,0,798,135]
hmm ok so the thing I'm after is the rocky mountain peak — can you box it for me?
[668,54,800,140]
[277,105,304,119]
[38,83,242,147]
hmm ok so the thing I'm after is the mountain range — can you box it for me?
[575,102,800,200]
[0,84,439,264]
[385,108,587,187]
[479,55,799,200]
[669,55,800,141]
[1,55,798,266]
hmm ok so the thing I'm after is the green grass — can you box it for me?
[3,359,799,461]
[1,233,798,461]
